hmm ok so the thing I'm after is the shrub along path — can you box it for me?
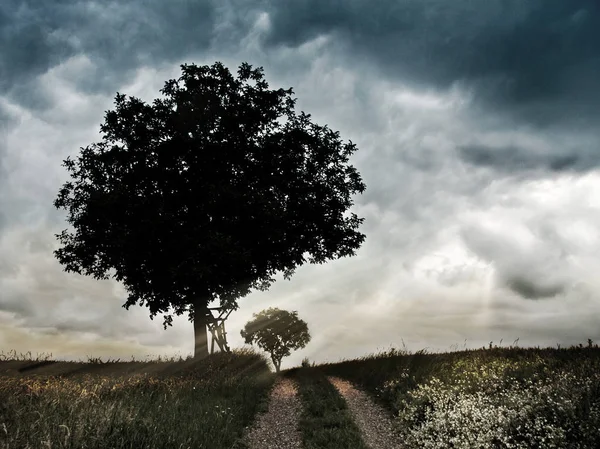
[328,377,404,449]
[243,377,303,449]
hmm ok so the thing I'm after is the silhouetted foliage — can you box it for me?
[241,308,311,372]
[53,61,366,359]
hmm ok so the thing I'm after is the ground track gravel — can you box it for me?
[243,377,303,449]
[328,376,404,449]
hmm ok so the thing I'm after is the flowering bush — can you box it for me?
[320,346,600,448]
[395,370,600,448]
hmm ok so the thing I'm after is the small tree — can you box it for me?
[241,308,310,372]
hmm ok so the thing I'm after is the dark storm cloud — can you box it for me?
[504,275,565,300]
[460,224,573,300]
[264,0,600,126]
[458,144,593,173]
[1,0,216,107]
[4,0,599,126]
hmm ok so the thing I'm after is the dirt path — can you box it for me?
[243,377,303,449]
[328,377,404,449]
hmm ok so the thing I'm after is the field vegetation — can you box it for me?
[0,349,273,449]
[3,342,600,448]
[319,342,600,448]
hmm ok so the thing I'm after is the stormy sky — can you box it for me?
[1,0,600,369]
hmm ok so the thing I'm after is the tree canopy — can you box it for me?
[53,61,366,358]
[241,307,310,372]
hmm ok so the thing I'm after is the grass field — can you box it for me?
[3,343,600,448]
[0,349,274,449]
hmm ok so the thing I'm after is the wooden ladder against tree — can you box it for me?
[206,306,234,354]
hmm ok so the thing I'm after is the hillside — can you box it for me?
[318,344,600,447]
[2,344,600,448]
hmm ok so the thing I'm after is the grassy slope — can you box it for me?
[0,349,274,449]
[318,345,600,448]
[6,345,600,448]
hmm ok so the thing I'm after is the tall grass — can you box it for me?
[319,344,600,448]
[0,348,274,449]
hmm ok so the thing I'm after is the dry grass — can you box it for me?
[0,348,274,449]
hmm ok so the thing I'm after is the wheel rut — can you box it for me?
[328,376,404,449]
[243,377,303,449]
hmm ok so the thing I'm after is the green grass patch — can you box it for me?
[0,349,274,449]
[289,367,368,449]
[319,345,600,448]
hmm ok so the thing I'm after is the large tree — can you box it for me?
[241,308,310,373]
[54,61,366,359]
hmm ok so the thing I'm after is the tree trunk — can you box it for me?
[272,356,281,373]
[193,298,210,360]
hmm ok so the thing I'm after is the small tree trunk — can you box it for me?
[272,356,281,373]
[193,298,210,360]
